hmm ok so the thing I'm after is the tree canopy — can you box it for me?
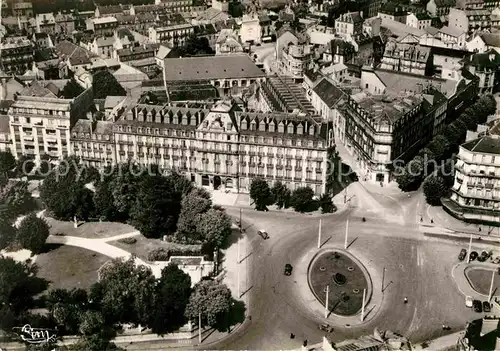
[196,208,232,248]
[423,175,448,206]
[290,187,316,212]
[0,151,15,178]
[185,280,233,327]
[17,213,50,254]
[249,178,272,211]
[92,70,126,99]
[271,181,290,209]
[149,264,192,334]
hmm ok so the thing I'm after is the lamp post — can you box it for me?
[325,285,329,318]
[382,267,386,293]
[361,288,366,322]
[198,312,202,343]
[344,219,349,250]
[468,233,473,263]
[489,269,495,302]
[317,219,322,249]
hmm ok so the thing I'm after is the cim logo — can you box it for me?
[12,324,57,345]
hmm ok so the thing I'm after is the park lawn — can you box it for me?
[466,268,500,296]
[36,245,110,291]
[110,235,201,262]
[46,218,137,239]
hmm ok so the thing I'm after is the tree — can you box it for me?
[16,155,35,176]
[271,181,290,209]
[61,78,85,99]
[0,256,48,316]
[92,70,126,99]
[109,162,144,215]
[149,264,192,334]
[185,280,233,327]
[179,35,215,57]
[249,178,271,211]
[166,170,194,197]
[130,174,182,238]
[196,208,232,248]
[427,135,450,161]
[0,181,34,217]
[290,187,315,212]
[38,153,52,175]
[39,157,95,220]
[79,310,105,336]
[325,146,342,193]
[93,181,120,221]
[17,213,50,254]
[423,175,448,206]
[73,334,121,351]
[0,151,15,178]
[441,125,462,145]
[52,302,82,335]
[318,193,336,214]
[176,188,212,242]
[90,258,156,325]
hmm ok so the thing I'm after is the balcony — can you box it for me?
[296,166,302,171]
[119,151,125,156]
[163,154,169,159]
[258,152,265,157]
[127,151,134,156]
[315,168,322,173]
[276,165,283,170]
[240,161,247,166]
[267,164,273,169]
[258,163,265,168]
[249,162,256,167]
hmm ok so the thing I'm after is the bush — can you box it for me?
[147,247,203,261]
[118,237,137,245]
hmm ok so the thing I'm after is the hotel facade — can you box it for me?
[71,100,333,195]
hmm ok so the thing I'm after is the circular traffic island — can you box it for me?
[309,250,371,316]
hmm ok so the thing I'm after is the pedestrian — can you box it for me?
[404,297,408,304]
[431,219,434,223]
[479,226,482,232]
[420,217,423,222]
[290,333,295,339]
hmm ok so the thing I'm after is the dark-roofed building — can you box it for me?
[117,44,160,62]
[335,12,364,37]
[380,42,431,75]
[378,2,408,23]
[95,4,128,18]
[55,40,97,70]
[162,55,266,96]
[324,39,356,65]
[311,78,347,140]
[445,120,500,224]
[0,36,34,75]
[464,49,500,94]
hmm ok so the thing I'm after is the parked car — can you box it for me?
[493,256,500,264]
[458,249,467,261]
[473,300,482,313]
[466,295,473,308]
[284,263,293,276]
[469,251,479,261]
[319,324,334,333]
[478,251,491,262]
[258,230,269,240]
[483,301,491,313]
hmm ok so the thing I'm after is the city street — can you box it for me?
[209,186,487,350]
[250,42,276,74]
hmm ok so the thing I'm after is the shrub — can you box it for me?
[118,237,137,245]
[148,248,170,261]
[147,247,203,261]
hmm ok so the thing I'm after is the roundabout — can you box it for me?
[309,249,372,316]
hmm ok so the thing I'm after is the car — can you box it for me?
[458,249,467,261]
[493,256,500,264]
[284,264,293,276]
[466,295,473,308]
[483,301,491,312]
[473,300,482,313]
[478,251,492,262]
[319,324,334,333]
[258,230,269,239]
[469,251,479,261]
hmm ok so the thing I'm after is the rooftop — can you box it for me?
[72,119,114,135]
[312,78,345,108]
[163,55,265,82]
[462,135,500,154]
[93,16,118,25]
[349,91,424,124]
[263,76,316,114]
[383,42,430,63]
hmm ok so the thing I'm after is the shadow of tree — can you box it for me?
[214,299,246,333]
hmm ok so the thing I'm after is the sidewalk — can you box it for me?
[412,330,465,351]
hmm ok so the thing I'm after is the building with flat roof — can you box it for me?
[162,55,266,96]
[8,83,93,164]
[259,75,316,115]
[445,120,500,224]
[0,37,34,75]
[336,87,447,183]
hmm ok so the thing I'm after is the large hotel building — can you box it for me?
[71,100,333,195]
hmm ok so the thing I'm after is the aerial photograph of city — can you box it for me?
[0,0,499,349]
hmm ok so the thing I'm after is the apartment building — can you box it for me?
[8,86,93,163]
[0,37,34,75]
[336,89,445,183]
[73,100,332,195]
[154,0,193,12]
[426,0,454,17]
[456,0,484,9]
[405,12,432,30]
[464,49,500,94]
[449,8,492,34]
[148,23,194,46]
[446,122,500,224]
[71,120,116,167]
[380,42,431,75]
[278,42,314,81]
[88,17,119,36]
[335,12,364,37]
[11,2,33,18]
